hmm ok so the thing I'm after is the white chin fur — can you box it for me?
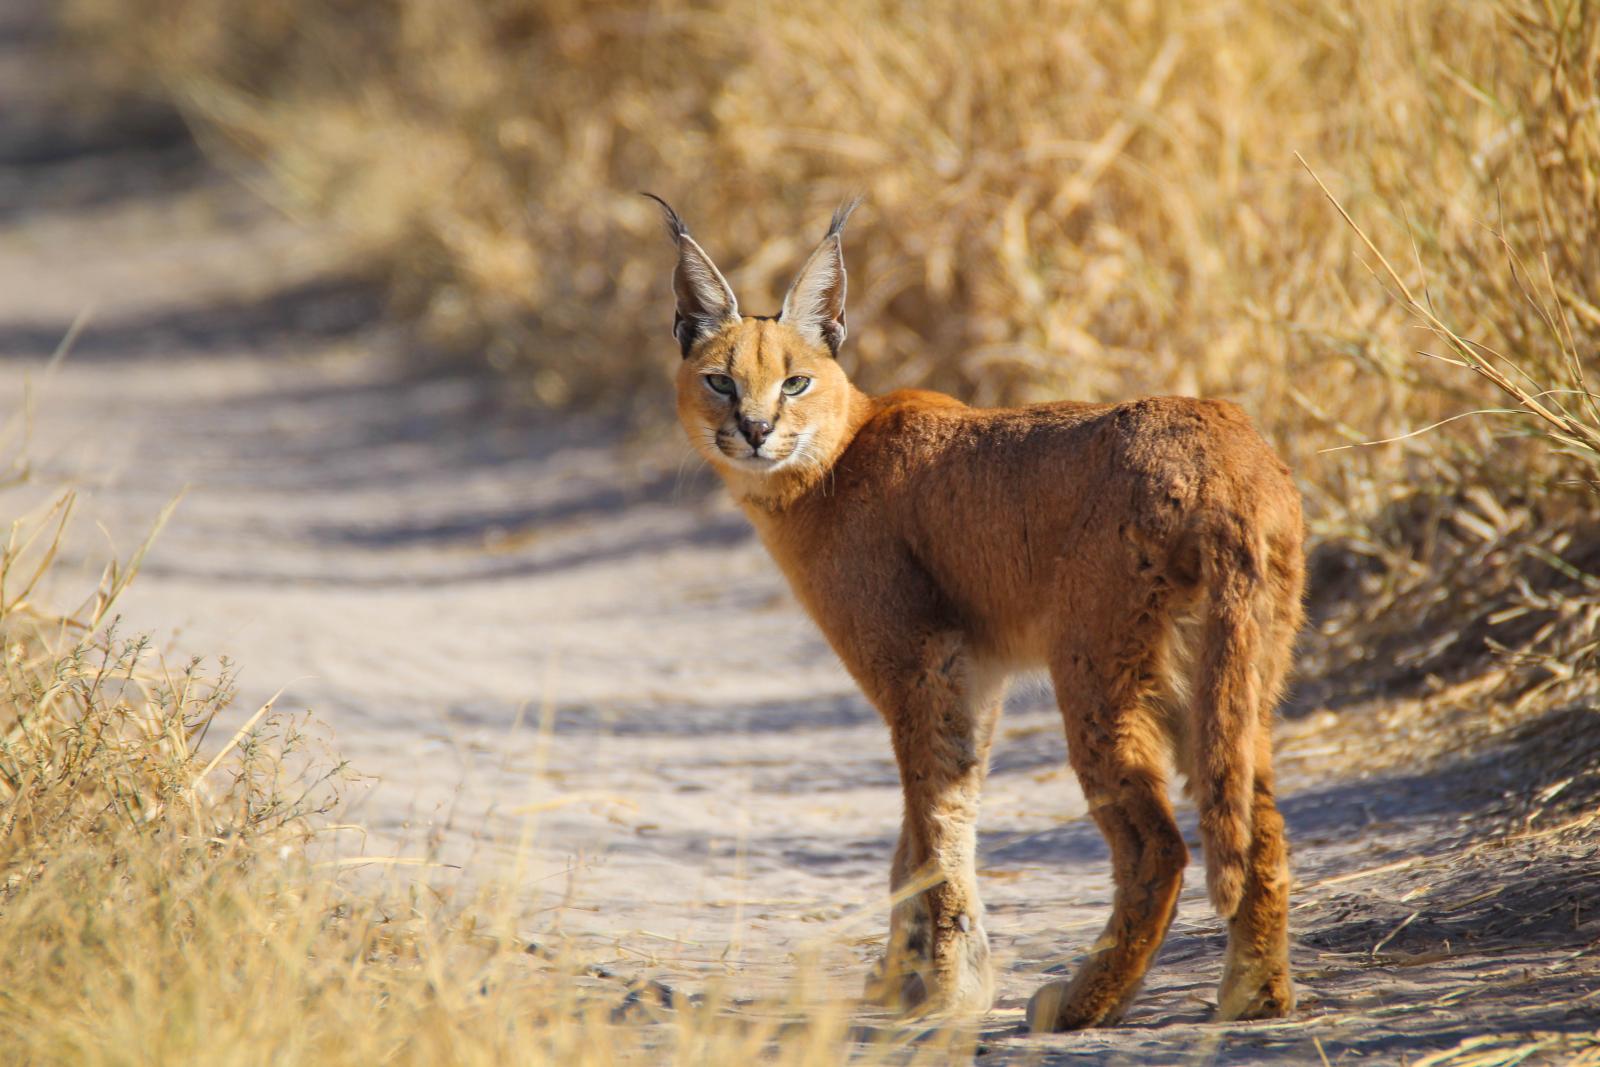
[716,453,776,473]
[714,435,812,474]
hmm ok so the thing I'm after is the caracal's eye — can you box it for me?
[781,375,812,397]
[705,373,736,397]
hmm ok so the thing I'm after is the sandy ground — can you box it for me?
[3,9,1598,1062]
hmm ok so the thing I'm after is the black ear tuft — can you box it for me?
[827,195,863,240]
[779,198,861,357]
[641,192,689,242]
[645,193,740,357]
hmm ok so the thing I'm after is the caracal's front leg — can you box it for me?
[863,810,934,1009]
[860,630,1004,1018]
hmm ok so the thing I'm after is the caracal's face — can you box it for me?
[676,318,852,477]
[651,195,859,481]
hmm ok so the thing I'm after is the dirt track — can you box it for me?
[3,9,1598,1062]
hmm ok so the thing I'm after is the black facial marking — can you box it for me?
[673,311,693,357]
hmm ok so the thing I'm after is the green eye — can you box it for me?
[781,375,811,397]
[705,374,736,396]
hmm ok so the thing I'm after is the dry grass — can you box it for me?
[1412,1029,1600,1067]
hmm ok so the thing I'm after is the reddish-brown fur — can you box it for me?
[654,198,1305,1030]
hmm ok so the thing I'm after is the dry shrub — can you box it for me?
[0,498,310,869]
[0,486,331,1059]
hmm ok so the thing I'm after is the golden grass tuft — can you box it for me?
[1411,1028,1600,1067]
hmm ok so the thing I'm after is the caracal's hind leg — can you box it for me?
[1215,730,1292,1020]
[1217,569,1300,1021]
[862,633,1003,1017]
[1028,629,1187,1031]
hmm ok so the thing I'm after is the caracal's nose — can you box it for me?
[740,417,773,449]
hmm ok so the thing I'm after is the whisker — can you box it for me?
[673,444,711,497]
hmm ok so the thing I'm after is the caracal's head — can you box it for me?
[648,195,861,484]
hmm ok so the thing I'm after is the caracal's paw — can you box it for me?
[934,965,996,1018]
[863,926,993,1018]
[933,918,996,1017]
[1025,979,1128,1033]
[863,956,928,1012]
[1216,956,1294,1022]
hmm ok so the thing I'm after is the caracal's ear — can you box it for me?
[643,193,740,357]
[779,197,860,357]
